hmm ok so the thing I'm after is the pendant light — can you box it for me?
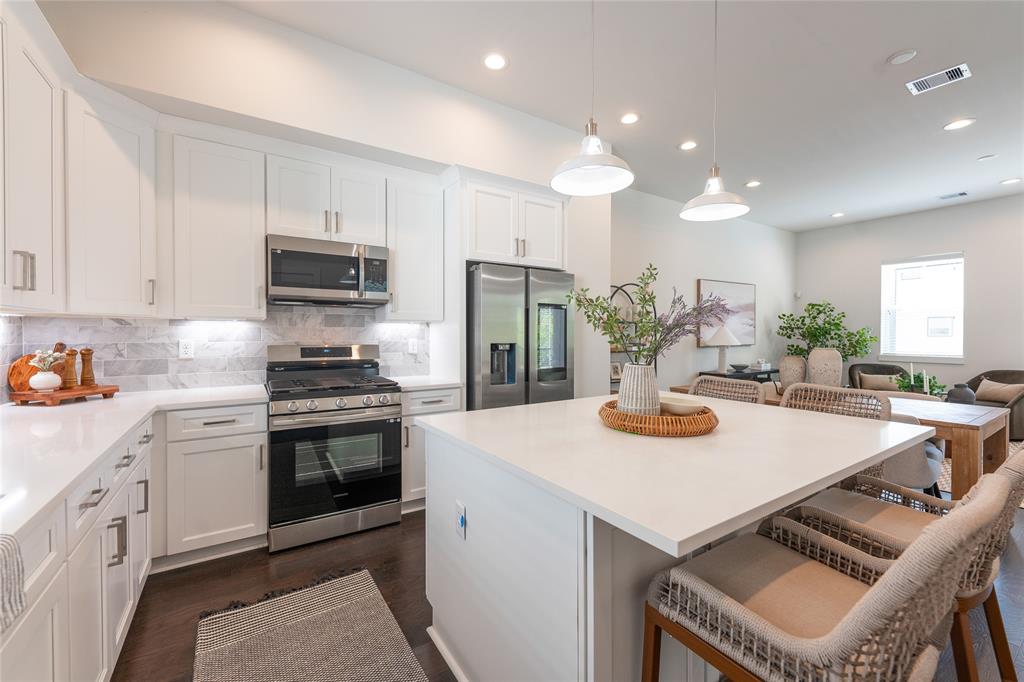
[550,0,634,197]
[679,0,749,222]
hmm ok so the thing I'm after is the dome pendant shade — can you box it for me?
[679,165,749,221]
[551,119,635,197]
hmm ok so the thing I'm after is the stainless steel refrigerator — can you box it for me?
[467,263,574,410]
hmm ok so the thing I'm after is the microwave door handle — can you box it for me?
[357,245,366,298]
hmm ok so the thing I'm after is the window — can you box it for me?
[880,254,964,360]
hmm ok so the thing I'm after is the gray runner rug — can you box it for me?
[194,569,427,682]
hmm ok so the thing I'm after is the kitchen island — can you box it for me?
[417,393,933,681]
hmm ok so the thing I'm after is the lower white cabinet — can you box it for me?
[130,460,152,595]
[0,565,69,682]
[104,484,134,665]
[166,432,268,554]
[68,499,112,682]
[402,418,428,503]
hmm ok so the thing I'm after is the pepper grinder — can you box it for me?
[80,348,96,387]
[62,349,79,390]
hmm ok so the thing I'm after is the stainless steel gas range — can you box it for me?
[265,344,402,552]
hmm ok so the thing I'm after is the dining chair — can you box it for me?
[642,472,1009,682]
[785,448,1024,682]
[882,412,944,498]
[689,376,764,404]
[780,383,891,420]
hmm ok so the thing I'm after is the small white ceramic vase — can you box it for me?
[29,370,62,393]
[779,355,807,390]
[617,363,660,416]
[807,347,843,387]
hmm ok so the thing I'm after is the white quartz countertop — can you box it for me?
[0,385,268,535]
[417,393,934,557]
[392,376,462,391]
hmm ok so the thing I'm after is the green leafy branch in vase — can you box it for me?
[895,371,947,397]
[776,301,877,361]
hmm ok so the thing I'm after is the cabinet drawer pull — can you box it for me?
[139,433,154,445]
[115,453,137,470]
[79,487,109,511]
[324,209,330,233]
[201,418,238,427]
[335,211,342,233]
[147,278,156,305]
[11,251,31,291]
[138,479,150,514]
[107,516,127,567]
[420,398,446,405]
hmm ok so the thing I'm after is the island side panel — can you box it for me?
[425,431,582,681]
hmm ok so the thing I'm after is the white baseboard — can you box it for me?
[427,625,470,682]
[151,535,267,573]
[402,498,426,515]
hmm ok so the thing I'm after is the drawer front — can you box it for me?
[129,417,155,457]
[14,504,66,608]
[402,388,461,416]
[65,441,126,552]
[165,403,267,442]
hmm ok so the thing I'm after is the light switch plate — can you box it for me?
[178,339,195,359]
[408,338,418,354]
[455,499,466,540]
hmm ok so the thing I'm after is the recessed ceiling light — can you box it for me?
[887,49,918,66]
[620,112,639,125]
[977,154,998,162]
[483,53,507,70]
[744,180,761,188]
[1001,177,1022,185]
[943,118,975,131]
[679,140,698,151]
[831,212,845,218]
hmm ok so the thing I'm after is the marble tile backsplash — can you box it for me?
[0,306,429,401]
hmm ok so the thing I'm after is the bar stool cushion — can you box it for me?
[802,487,936,545]
[673,534,869,639]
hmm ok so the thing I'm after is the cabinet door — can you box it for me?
[332,165,387,246]
[465,183,518,264]
[266,154,332,240]
[518,193,564,270]
[166,433,268,554]
[130,457,152,595]
[401,419,427,503]
[104,484,134,663]
[2,30,64,311]
[386,178,443,322]
[0,565,69,682]
[66,94,157,316]
[68,512,109,682]
[173,136,266,319]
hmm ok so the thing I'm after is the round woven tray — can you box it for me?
[598,400,719,437]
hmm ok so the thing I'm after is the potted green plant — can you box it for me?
[896,372,947,397]
[776,302,877,387]
[568,264,732,415]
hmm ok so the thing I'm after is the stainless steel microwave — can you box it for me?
[266,235,390,307]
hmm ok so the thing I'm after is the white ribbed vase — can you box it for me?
[617,363,660,416]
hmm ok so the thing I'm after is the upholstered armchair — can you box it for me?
[848,362,910,390]
[966,370,1024,440]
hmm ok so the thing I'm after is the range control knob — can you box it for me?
[378,394,391,405]
[306,400,319,411]
[335,397,348,409]
[286,401,299,413]
[362,395,374,407]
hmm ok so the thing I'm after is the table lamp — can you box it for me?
[706,325,742,372]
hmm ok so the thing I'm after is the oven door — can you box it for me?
[269,411,402,527]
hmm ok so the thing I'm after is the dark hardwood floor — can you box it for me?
[115,508,1024,681]
[112,510,454,682]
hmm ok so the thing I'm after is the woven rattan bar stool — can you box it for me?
[786,448,1024,682]
[690,376,765,404]
[642,473,1010,682]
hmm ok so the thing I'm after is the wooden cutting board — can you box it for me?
[7,354,40,393]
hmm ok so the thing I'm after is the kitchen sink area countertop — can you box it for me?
[0,385,268,536]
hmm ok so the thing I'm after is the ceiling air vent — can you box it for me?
[939,191,968,200]
[906,63,971,95]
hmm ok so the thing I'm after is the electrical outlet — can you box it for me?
[407,338,418,354]
[455,500,466,540]
[178,339,195,359]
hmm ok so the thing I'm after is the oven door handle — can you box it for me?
[270,407,402,431]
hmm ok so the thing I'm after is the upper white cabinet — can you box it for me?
[1,20,65,312]
[267,154,386,246]
[463,181,565,270]
[386,178,443,321]
[66,94,157,316]
[173,136,266,320]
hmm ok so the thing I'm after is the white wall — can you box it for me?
[796,194,1024,386]
[567,195,612,398]
[611,189,797,389]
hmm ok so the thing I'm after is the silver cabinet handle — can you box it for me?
[420,398,446,405]
[334,211,341,233]
[513,238,520,257]
[257,284,265,310]
[519,238,526,257]
[403,425,410,448]
[115,453,137,470]
[139,433,154,445]
[202,417,238,426]
[147,278,156,305]
[107,516,127,567]
[11,251,31,290]
[27,252,36,291]
[79,487,109,511]
[138,479,150,514]
[324,209,330,233]
[258,443,265,471]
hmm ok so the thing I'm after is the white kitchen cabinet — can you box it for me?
[402,418,428,504]
[104,483,134,664]
[68,501,111,682]
[266,154,332,240]
[66,94,157,316]
[166,432,268,554]
[518,192,564,269]
[1,21,65,312]
[130,457,152,595]
[386,178,443,321]
[173,136,266,319]
[0,565,69,682]
[332,164,387,246]
[463,181,565,269]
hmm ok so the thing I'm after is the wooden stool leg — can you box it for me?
[951,609,980,682]
[982,591,1018,681]
[642,603,663,682]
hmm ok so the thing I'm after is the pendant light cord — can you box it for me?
[712,0,718,167]
[590,0,596,121]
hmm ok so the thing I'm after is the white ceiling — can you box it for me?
[226,0,1024,231]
